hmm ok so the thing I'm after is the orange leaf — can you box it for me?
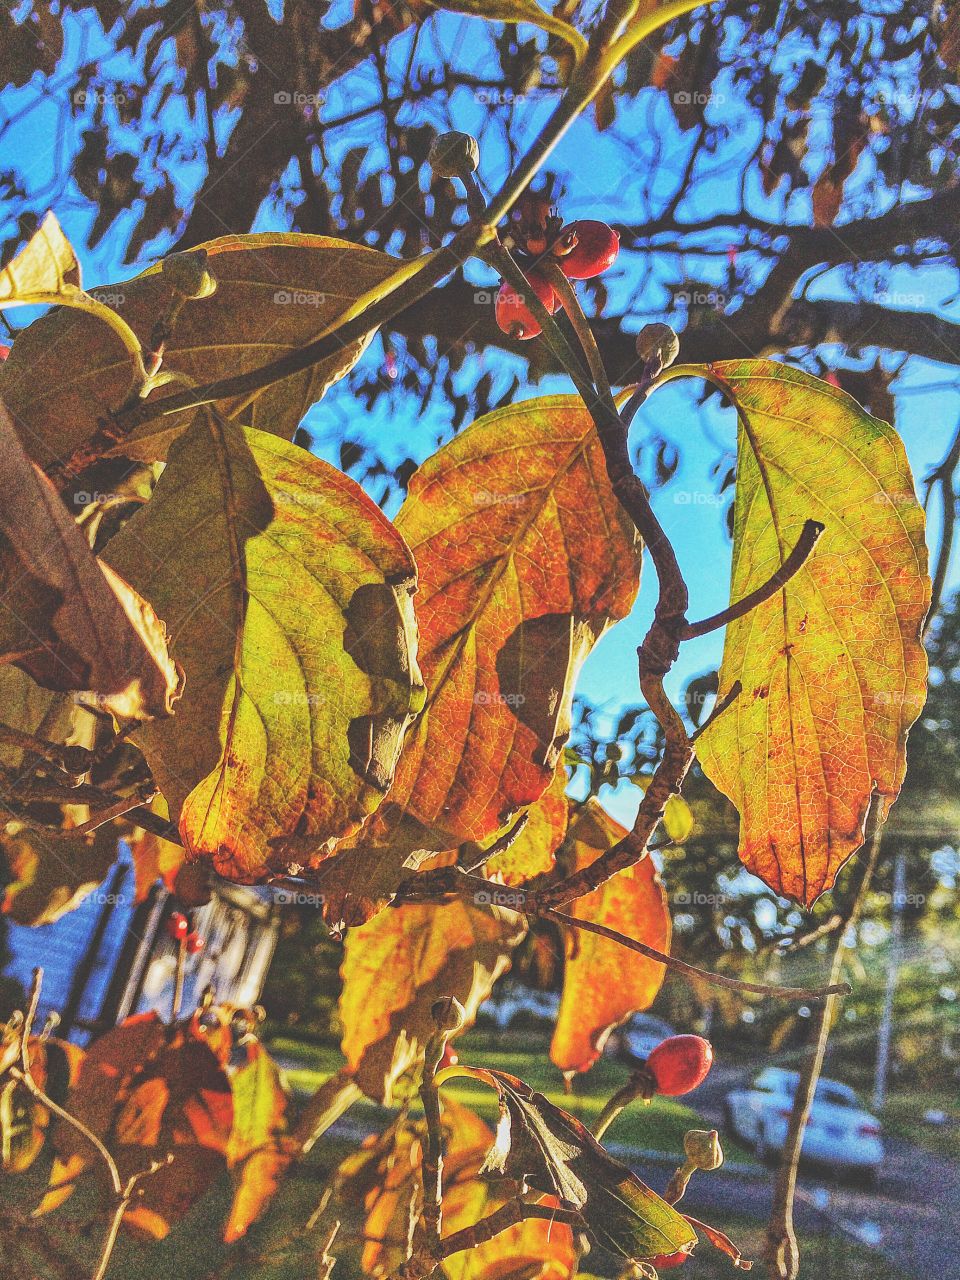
[550,800,670,1076]
[486,763,569,885]
[340,899,526,1104]
[339,1099,576,1280]
[379,396,641,852]
[46,1013,233,1238]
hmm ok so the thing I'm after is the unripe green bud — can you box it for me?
[636,322,680,373]
[429,131,480,180]
[683,1128,723,1171]
[162,249,217,300]
[431,995,466,1033]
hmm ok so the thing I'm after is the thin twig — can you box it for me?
[764,798,885,1280]
[543,908,849,1003]
[682,520,825,639]
[457,811,529,874]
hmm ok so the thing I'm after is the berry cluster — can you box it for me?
[166,911,205,954]
[495,195,620,340]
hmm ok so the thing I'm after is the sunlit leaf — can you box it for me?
[339,1098,576,1280]
[0,1037,84,1174]
[44,1013,233,1239]
[102,415,424,881]
[0,211,80,300]
[447,1066,697,1262]
[0,233,402,469]
[340,899,525,1104]
[370,396,641,853]
[224,1040,291,1243]
[550,800,670,1077]
[486,762,569,885]
[0,400,181,720]
[1,823,118,926]
[690,360,930,904]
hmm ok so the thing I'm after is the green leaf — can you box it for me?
[686,360,930,904]
[101,415,425,881]
[0,233,402,470]
[444,1067,697,1262]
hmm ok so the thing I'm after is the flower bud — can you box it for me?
[431,995,466,1033]
[162,249,217,300]
[430,131,480,180]
[635,322,680,374]
[683,1128,723,1171]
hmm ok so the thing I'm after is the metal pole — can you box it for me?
[873,849,906,1112]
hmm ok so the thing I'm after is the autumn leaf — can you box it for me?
[44,1013,234,1238]
[102,414,424,881]
[0,232,403,469]
[550,800,670,1077]
[339,1098,576,1280]
[0,1037,84,1174]
[1,824,118,926]
[486,762,569,885]
[690,360,930,904]
[224,1040,291,1242]
[0,210,80,300]
[370,396,641,854]
[448,1067,697,1262]
[339,899,526,1104]
[0,400,181,720]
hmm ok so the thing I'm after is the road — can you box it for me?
[657,1065,960,1280]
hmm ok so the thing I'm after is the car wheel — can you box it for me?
[755,1128,773,1165]
[722,1100,738,1136]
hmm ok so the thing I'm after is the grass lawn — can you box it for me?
[880,1087,960,1160]
[672,1217,902,1280]
[268,1026,755,1163]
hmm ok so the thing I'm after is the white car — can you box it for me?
[484,984,560,1029]
[724,1067,883,1179]
[611,1014,677,1064]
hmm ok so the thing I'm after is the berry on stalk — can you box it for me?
[495,270,559,340]
[166,912,188,941]
[557,219,620,279]
[645,1034,713,1097]
[185,932,205,955]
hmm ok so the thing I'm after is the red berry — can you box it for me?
[495,270,558,340]
[651,1249,691,1269]
[0,345,10,361]
[185,932,205,955]
[557,219,620,279]
[166,912,188,941]
[439,1041,459,1069]
[645,1034,713,1096]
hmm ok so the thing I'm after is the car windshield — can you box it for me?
[752,1073,860,1108]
